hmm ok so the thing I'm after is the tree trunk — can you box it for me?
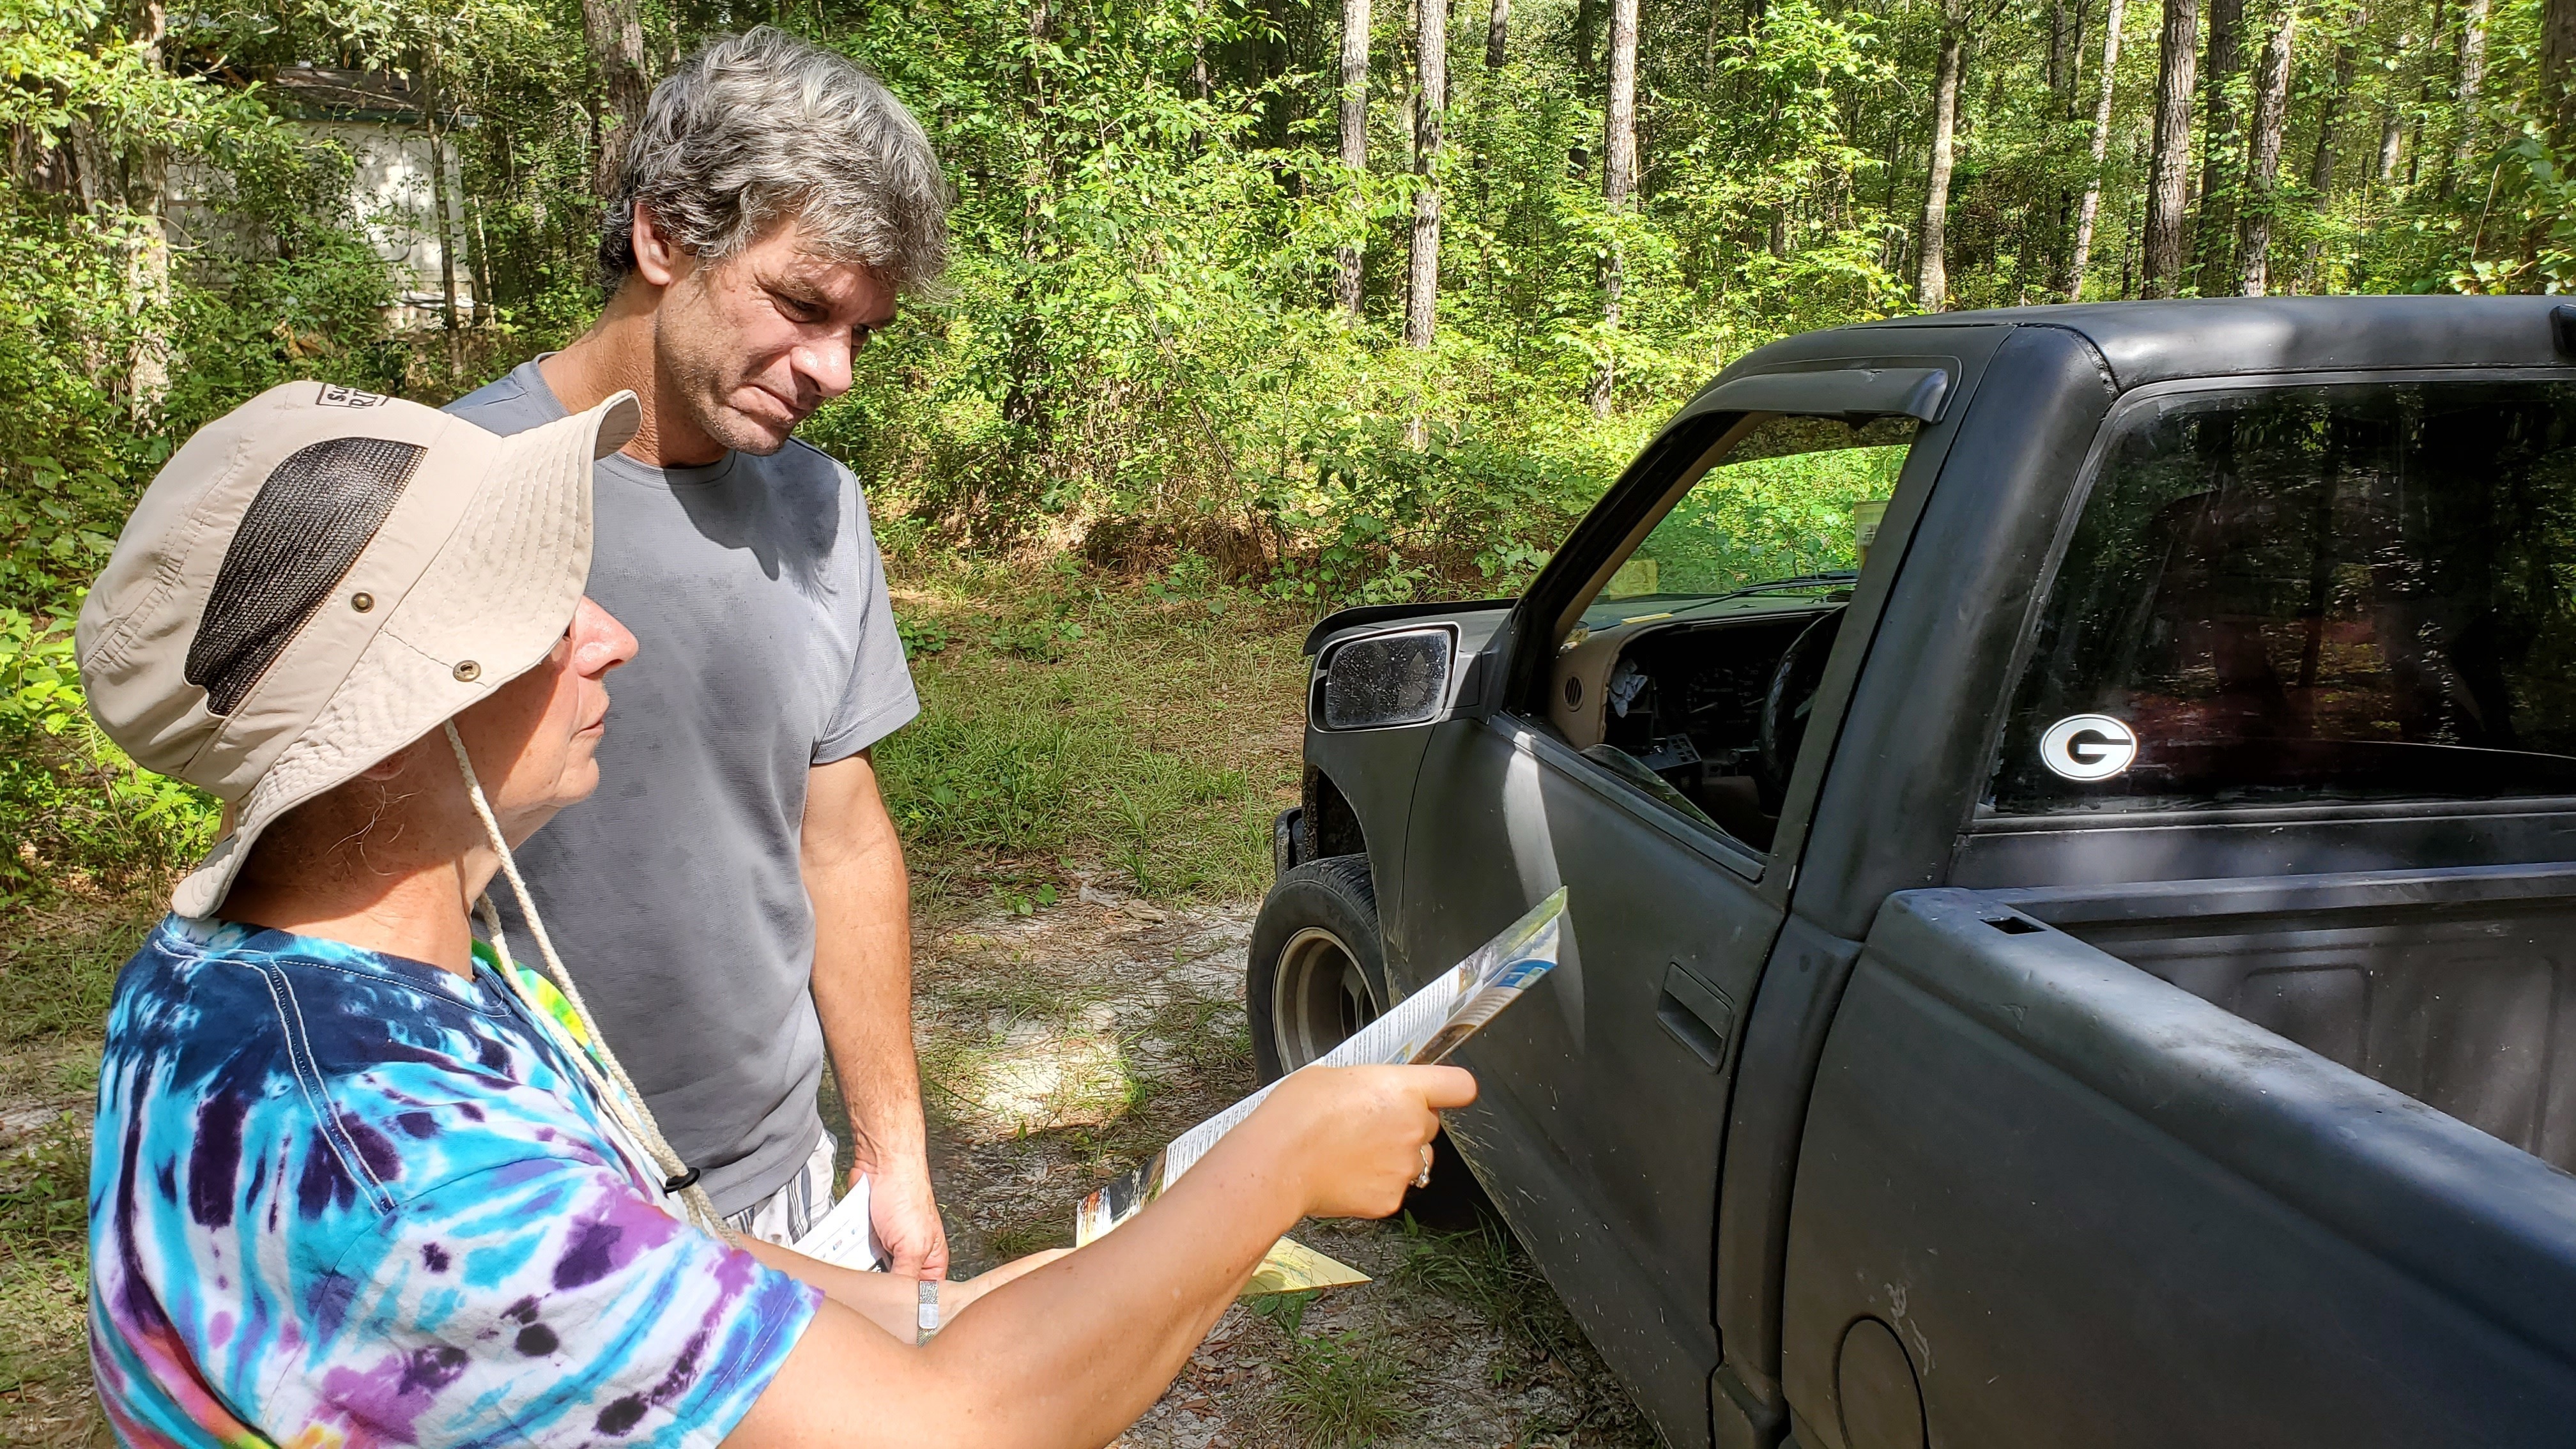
[1487,0,1508,68]
[425,73,464,376]
[1402,0,1418,161]
[2143,0,2200,296]
[1603,0,1637,205]
[2547,0,2576,142]
[2191,0,2241,290]
[1004,0,1055,439]
[1575,0,1600,88]
[2069,0,2128,298]
[1406,0,1446,349]
[581,0,652,203]
[2454,0,2490,168]
[1261,0,1294,147]
[468,195,496,325]
[119,0,170,411]
[2297,17,2359,289]
[1336,0,1372,321]
[2049,0,2090,293]
[2407,4,2439,188]
[1916,0,1966,310]
[1192,0,1213,102]
[2307,25,2356,192]
[2234,3,2296,293]
[2050,0,2073,98]
[1591,0,1637,414]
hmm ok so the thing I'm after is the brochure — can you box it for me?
[1075,887,1568,1264]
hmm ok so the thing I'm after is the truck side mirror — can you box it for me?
[1311,625,1464,731]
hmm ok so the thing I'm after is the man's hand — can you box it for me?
[804,749,944,1282]
[861,1154,949,1280]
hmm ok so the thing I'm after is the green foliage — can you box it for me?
[870,585,1281,905]
[0,0,409,896]
[0,203,164,611]
[783,0,1880,603]
[897,613,953,659]
[0,613,215,901]
[1269,1324,1422,1448]
[1633,442,1907,594]
[3,0,2566,924]
[1250,1287,1321,1335]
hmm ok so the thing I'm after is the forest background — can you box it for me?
[8,0,2576,891]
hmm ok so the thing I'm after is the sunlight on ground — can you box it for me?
[940,1016,1138,1135]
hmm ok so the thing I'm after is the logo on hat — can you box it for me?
[2039,713,2138,781]
[316,384,388,409]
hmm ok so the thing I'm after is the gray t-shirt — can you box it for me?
[447,360,918,1213]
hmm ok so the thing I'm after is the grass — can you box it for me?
[1397,1210,1590,1367]
[877,558,1310,914]
[936,967,1119,1030]
[1138,992,1252,1077]
[0,892,153,1448]
[1269,1324,1423,1448]
[0,898,158,1048]
[0,1102,102,1447]
[983,1218,1074,1259]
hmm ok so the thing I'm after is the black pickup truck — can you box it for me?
[1247,297,2576,1449]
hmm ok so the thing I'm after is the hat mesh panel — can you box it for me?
[184,436,427,716]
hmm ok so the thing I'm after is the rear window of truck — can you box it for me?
[1993,378,2576,815]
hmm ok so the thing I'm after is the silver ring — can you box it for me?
[1413,1144,1434,1189]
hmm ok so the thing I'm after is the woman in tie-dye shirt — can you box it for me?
[82,387,1471,1449]
[91,914,818,1448]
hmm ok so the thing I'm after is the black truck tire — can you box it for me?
[1248,854,1392,1082]
[1246,852,1487,1224]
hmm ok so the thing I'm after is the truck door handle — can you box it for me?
[1656,963,1736,1072]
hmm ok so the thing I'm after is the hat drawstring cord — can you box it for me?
[443,721,733,1242]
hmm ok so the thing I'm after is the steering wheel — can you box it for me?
[1756,610,1844,810]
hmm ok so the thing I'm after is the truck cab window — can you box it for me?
[1996,379,2576,815]
[1547,413,1914,848]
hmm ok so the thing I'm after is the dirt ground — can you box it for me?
[0,888,1653,1449]
[902,888,1657,1449]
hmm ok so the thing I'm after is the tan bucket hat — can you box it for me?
[75,379,641,918]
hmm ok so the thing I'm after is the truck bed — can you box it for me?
[1778,868,2576,1449]
[1993,862,2576,1174]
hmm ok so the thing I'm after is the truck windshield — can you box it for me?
[1995,378,2576,815]
[1579,411,1913,629]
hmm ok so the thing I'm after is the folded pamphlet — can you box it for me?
[1073,887,1569,1284]
[791,888,1568,1300]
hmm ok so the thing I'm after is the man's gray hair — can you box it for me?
[600,27,949,292]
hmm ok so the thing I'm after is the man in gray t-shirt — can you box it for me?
[445,29,955,1273]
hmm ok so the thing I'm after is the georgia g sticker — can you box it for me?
[2039,713,2138,781]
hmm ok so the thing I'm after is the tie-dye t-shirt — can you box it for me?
[89,916,822,1448]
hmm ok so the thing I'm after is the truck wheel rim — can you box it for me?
[1273,925,1381,1070]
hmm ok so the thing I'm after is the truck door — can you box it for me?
[1395,371,1951,1448]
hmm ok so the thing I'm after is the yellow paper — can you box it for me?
[1243,1236,1370,1298]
